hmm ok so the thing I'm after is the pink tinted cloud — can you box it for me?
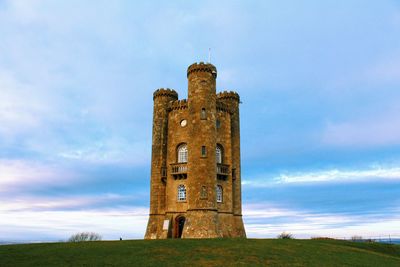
[322,109,400,147]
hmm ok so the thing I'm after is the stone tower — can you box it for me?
[145,62,246,239]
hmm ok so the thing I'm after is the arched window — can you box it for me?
[216,145,223,164]
[177,144,188,163]
[216,185,223,203]
[178,185,186,201]
[201,108,206,120]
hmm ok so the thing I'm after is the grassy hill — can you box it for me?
[0,238,399,266]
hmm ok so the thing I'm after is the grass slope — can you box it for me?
[0,238,399,266]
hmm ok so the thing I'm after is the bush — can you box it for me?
[277,232,294,239]
[68,232,102,242]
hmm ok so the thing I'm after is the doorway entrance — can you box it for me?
[175,215,185,238]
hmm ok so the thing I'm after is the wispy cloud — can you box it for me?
[2,196,398,242]
[244,165,400,186]
[57,139,150,166]
[322,107,400,148]
[0,194,139,212]
[0,69,51,139]
[0,159,78,192]
[0,208,148,241]
[243,203,400,238]
[0,194,148,241]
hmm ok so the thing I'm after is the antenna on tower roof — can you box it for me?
[208,48,211,63]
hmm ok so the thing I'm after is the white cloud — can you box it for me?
[0,159,78,192]
[0,208,148,241]
[243,165,400,186]
[0,2,153,167]
[243,203,400,239]
[0,70,51,139]
[0,194,148,241]
[58,139,150,166]
[1,196,399,242]
[0,194,136,212]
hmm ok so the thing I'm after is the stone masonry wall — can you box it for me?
[145,63,246,239]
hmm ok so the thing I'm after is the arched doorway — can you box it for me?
[175,215,185,238]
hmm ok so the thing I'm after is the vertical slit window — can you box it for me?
[201,108,206,120]
[216,145,223,164]
[216,185,223,203]
[201,146,206,157]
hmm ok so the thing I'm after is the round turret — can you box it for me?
[153,88,178,101]
[217,91,240,103]
[187,62,217,78]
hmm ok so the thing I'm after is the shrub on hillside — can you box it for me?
[277,232,294,239]
[68,232,102,242]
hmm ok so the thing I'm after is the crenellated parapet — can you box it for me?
[217,91,240,103]
[216,100,233,114]
[153,88,178,101]
[187,62,217,78]
[169,99,188,111]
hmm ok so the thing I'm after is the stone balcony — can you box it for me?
[170,163,229,180]
[217,163,230,180]
[171,163,187,179]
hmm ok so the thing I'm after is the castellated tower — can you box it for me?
[145,62,246,239]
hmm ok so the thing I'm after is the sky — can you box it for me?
[1,0,400,242]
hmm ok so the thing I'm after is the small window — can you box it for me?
[216,119,221,129]
[177,144,188,163]
[161,167,167,177]
[216,185,223,203]
[180,119,187,127]
[178,185,186,201]
[201,108,206,120]
[201,146,206,157]
[216,145,223,164]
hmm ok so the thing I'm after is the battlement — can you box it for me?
[153,88,178,101]
[187,62,217,78]
[216,100,233,114]
[168,99,188,111]
[217,91,240,102]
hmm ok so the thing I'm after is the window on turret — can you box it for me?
[177,144,188,163]
[201,108,206,120]
[178,185,186,201]
[216,145,223,164]
[216,185,223,203]
[201,146,206,157]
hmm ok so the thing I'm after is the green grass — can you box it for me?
[0,238,399,266]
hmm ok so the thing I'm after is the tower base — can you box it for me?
[145,214,166,239]
[182,209,221,238]
[233,215,246,238]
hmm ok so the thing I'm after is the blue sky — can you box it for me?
[1,0,400,241]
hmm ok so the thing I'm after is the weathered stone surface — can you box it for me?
[145,63,246,239]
